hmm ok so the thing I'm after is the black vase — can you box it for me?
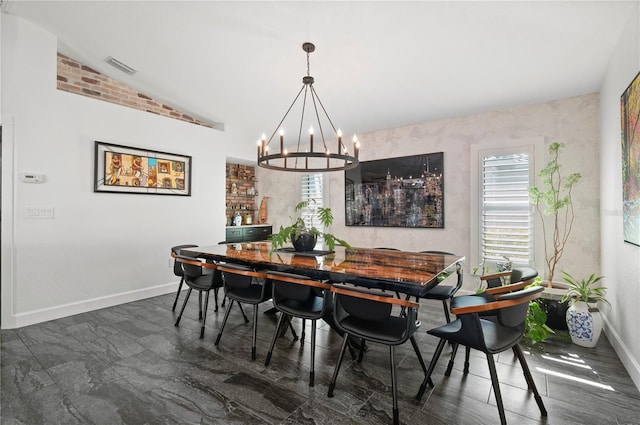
[291,233,317,252]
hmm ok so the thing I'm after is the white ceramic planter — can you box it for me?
[566,301,603,348]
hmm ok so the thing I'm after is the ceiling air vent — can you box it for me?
[105,56,137,75]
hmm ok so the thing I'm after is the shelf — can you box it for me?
[226,193,258,197]
[226,177,258,183]
[226,208,256,211]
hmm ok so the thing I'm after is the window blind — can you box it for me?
[301,173,324,236]
[481,152,533,266]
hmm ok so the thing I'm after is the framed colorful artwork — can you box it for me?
[345,152,444,228]
[621,71,640,246]
[94,141,191,195]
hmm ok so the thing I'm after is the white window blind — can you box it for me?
[480,150,533,266]
[301,173,324,236]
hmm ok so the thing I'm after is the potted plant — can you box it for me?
[528,142,582,288]
[269,200,351,253]
[561,271,609,347]
[524,277,555,344]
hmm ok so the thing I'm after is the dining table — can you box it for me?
[181,242,464,298]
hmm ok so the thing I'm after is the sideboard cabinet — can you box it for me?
[225,225,272,243]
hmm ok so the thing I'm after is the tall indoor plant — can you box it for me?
[529,142,582,287]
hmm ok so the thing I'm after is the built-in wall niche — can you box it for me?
[225,162,258,226]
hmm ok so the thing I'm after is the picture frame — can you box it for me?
[94,141,192,196]
[345,152,444,228]
[621,70,640,246]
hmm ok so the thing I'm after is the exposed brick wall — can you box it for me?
[226,163,257,226]
[56,53,213,128]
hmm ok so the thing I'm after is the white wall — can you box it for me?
[1,15,236,327]
[600,6,640,389]
[259,93,601,294]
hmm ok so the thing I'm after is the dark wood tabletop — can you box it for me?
[181,242,464,297]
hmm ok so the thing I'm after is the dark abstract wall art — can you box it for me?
[345,152,444,228]
[621,70,640,246]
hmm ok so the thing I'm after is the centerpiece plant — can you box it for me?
[269,200,351,253]
[528,142,582,287]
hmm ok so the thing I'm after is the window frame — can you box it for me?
[300,173,325,238]
[470,138,544,274]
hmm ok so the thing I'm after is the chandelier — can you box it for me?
[257,42,360,172]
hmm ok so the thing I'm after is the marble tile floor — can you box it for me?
[2,291,639,425]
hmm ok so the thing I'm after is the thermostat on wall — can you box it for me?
[21,173,47,183]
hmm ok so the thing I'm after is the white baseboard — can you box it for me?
[7,282,177,329]
[603,316,640,392]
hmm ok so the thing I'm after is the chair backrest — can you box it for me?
[495,285,544,328]
[510,268,538,285]
[482,267,538,289]
[171,244,198,277]
[330,283,421,344]
[265,271,331,304]
[175,250,204,279]
[218,263,255,289]
[334,284,394,321]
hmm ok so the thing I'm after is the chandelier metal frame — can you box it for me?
[256,42,359,172]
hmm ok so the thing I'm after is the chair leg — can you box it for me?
[416,338,447,400]
[328,334,350,397]
[513,345,547,417]
[410,336,432,387]
[215,299,234,346]
[171,277,185,311]
[300,318,306,343]
[174,287,193,327]
[265,311,286,366]
[486,354,507,425]
[198,291,203,320]
[251,304,259,360]
[287,316,298,340]
[200,291,210,339]
[464,346,471,373]
[442,299,451,323]
[309,320,317,387]
[445,343,460,376]
[238,302,249,323]
[357,339,366,363]
[390,345,400,425]
[213,288,219,312]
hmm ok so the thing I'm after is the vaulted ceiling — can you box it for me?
[3,1,636,148]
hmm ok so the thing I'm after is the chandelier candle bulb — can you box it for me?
[309,127,314,152]
[279,129,284,153]
[353,135,359,158]
[257,139,261,157]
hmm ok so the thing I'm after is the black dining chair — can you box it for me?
[327,283,428,425]
[444,267,539,375]
[418,251,463,323]
[173,252,224,338]
[215,264,272,360]
[170,244,198,311]
[416,285,547,425]
[263,271,332,386]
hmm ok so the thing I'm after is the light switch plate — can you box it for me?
[25,206,55,219]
